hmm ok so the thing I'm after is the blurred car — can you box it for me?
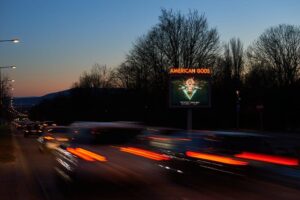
[11,120,21,129]
[15,119,33,130]
[139,129,254,179]
[23,122,43,137]
[140,129,300,183]
[38,126,70,152]
[53,122,164,186]
[41,121,57,128]
[231,134,300,185]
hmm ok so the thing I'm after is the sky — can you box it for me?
[0,0,299,97]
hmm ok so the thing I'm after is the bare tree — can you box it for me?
[213,38,244,87]
[0,76,13,120]
[229,38,243,81]
[157,9,219,68]
[223,43,233,80]
[73,64,116,88]
[0,76,13,100]
[245,63,277,89]
[114,62,136,88]
[248,24,300,86]
[116,9,219,90]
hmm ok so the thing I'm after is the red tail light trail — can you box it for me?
[235,152,299,166]
[120,147,170,161]
[186,151,248,166]
[67,148,107,162]
[76,148,107,162]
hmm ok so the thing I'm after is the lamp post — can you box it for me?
[0,66,16,69]
[0,38,19,122]
[0,39,20,43]
[236,90,241,129]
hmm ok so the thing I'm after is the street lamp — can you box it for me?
[12,39,20,43]
[0,66,16,69]
[236,90,241,129]
[0,38,19,122]
[0,38,20,43]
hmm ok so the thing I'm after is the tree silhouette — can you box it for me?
[248,24,300,86]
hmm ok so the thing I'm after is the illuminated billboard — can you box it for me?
[169,68,211,108]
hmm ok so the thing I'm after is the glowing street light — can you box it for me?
[0,38,20,43]
[0,65,16,69]
[0,39,18,121]
[12,39,20,43]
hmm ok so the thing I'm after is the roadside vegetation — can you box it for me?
[29,9,300,132]
[0,125,15,163]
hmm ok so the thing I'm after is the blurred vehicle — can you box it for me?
[11,120,21,129]
[23,122,43,137]
[140,129,300,183]
[231,134,300,185]
[41,121,57,128]
[38,126,70,152]
[53,122,164,186]
[139,129,253,179]
[14,119,33,130]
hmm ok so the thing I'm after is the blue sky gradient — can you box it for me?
[0,0,299,96]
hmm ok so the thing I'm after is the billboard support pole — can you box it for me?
[169,67,212,131]
[187,108,192,130]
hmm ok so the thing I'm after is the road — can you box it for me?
[1,129,300,200]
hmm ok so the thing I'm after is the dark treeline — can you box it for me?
[1,76,14,121]
[30,9,300,131]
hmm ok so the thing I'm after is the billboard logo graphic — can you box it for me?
[169,68,211,108]
[180,78,200,100]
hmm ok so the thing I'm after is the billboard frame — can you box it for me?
[168,68,212,108]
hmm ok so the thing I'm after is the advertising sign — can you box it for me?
[169,68,211,108]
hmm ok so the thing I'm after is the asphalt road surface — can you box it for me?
[1,129,300,200]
